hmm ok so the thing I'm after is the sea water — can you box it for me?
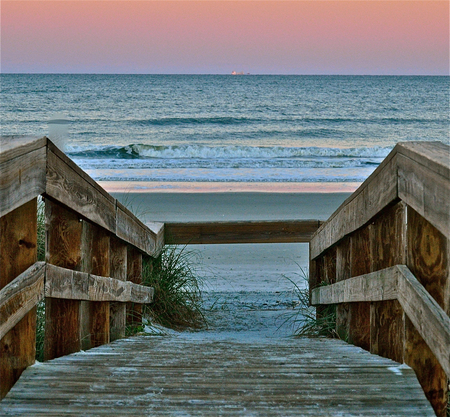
[1,74,449,188]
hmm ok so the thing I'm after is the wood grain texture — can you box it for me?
[45,264,153,303]
[126,247,143,327]
[310,267,399,306]
[0,262,45,340]
[397,141,449,180]
[0,136,47,164]
[369,202,406,363]
[405,207,449,416]
[398,153,450,239]
[109,237,127,341]
[116,202,164,257]
[335,238,351,340]
[79,221,111,349]
[0,336,434,416]
[310,151,398,260]
[46,149,116,233]
[0,199,38,399]
[44,200,82,361]
[165,220,322,245]
[0,147,46,218]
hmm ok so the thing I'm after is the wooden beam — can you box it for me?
[45,148,117,233]
[310,151,398,259]
[0,263,45,340]
[397,265,450,379]
[45,264,153,304]
[311,266,399,306]
[116,202,164,256]
[398,153,450,239]
[164,220,322,245]
[0,146,46,218]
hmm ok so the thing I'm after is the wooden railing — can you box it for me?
[309,141,450,417]
[0,137,164,399]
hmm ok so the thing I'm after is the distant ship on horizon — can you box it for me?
[231,71,249,75]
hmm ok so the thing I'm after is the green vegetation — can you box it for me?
[281,268,338,338]
[141,246,205,331]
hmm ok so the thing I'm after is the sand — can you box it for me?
[110,190,351,337]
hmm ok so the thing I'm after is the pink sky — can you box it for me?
[1,1,448,75]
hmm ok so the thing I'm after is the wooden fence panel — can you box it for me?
[44,200,83,361]
[0,199,38,399]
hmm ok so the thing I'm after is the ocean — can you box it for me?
[1,74,449,190]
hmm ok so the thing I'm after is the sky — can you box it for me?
[1,1,449,75]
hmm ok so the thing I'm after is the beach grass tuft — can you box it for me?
[141,246,205,330]
[280,268,338,338]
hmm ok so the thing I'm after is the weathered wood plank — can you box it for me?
[398,153,450,239]
[369,202,406,363]
[126,247,143,327]
[116,202,164,256]
[45,264,153,304]
[44,200,82,361]
[0,337,434,416]
[46,149,116,233]
[0,136,47,164]
[397,141,450,180]
[0,199,38,399]
[397,265,450,379]
[405,207,449,416]
[0,146,46,218]
[110,237,127,341]
[311,266,399,306]
[310,151,398,259]
[165,220,321,245]
[0,262,45,340]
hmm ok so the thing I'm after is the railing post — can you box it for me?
[405,206,449,417]
[0,199,38,399]
[348,226,372,351]
[80,221,110,349]
[44,199,82,361]
[369,202,406,363]
[335,237,351,341]
[110,236,127,341]
[127,246,143,329]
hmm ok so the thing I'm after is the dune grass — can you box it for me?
[141,246,205,331]
[280,268,338,338]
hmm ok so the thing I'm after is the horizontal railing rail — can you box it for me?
[0,261,154,341]
[164,220,322,244]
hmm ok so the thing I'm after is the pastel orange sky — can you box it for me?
[1,1,448,74]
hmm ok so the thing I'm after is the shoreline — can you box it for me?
[99,180,360,194]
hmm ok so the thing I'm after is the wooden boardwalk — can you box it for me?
[0,333,434,416]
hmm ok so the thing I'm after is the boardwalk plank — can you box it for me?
[0,336,434,416]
